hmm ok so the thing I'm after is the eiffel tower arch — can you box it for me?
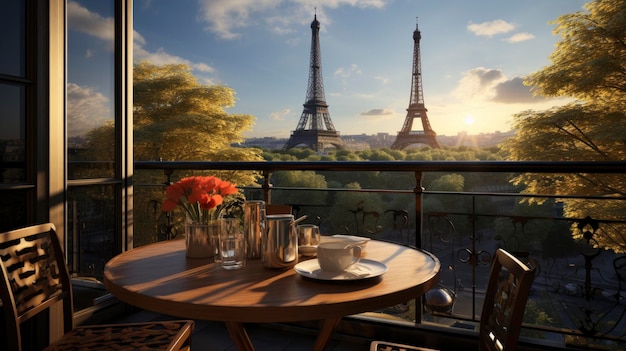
[283,15,343,152]
[391,19,440,150]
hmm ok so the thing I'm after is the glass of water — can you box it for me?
[219,218,246,270]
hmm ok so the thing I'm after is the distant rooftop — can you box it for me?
[241,130,515,150]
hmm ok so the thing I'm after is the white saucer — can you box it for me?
[299,245,318,257]
[294,259,388,281]
[330,234,371,248]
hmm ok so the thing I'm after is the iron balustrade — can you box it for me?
[132,160,626,349]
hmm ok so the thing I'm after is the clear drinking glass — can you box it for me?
[219,218,246,270]
[297,224,321,247]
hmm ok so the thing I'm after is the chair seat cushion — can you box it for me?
[44,320,194,351]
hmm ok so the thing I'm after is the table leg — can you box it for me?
[313,317,342,351]
[225,321,255,351]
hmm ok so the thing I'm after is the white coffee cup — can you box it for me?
[316,241,361,272]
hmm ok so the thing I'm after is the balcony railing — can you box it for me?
[129,160,626,350]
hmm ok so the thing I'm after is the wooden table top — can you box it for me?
[103,239,440,323]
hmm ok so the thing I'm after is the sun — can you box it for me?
[464,115,475,125]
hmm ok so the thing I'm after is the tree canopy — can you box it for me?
[132,62,263,244]
[502,0,626,252]
[524,0,626,104]
[504,0,626,163]
[134,62,262,166]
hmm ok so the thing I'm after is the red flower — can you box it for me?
[161,176,239,222]
[162,198,179,212]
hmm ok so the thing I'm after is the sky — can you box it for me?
[67,0,590,139]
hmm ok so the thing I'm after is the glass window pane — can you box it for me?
[0,83,26,182]
[67,0,116,179]
[0,0,26,77]
[67,185,116,279]
[0,189,28,231]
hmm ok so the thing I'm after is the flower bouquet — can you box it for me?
[162,176,241,258]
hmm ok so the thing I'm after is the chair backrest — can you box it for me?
[266,204,292,215]
[0,223,74,351]
[479,248,536,351]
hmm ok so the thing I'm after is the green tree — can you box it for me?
[75,121,116,179]
[524,0,625,104]
[501,0,626,252]
[134,63,261,158]
[270,170,328,207]
[131,62,263,244]
[269,170,329,226]
[428,174,465,192]
[328,182,385,236]
[133,61,263,183]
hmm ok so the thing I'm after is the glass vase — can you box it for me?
[185,219,219,259]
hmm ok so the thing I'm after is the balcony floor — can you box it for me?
[114,308,371,350]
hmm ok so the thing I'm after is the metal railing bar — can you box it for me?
[134,160,626,173]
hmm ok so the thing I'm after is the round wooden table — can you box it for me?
[104,239,440,351]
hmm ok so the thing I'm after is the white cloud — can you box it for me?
[197,0,387,40]
[335,64,362,79]
[270,108,291,121]
[67,83,110,137]
[361,108,393,116]
[453,67,505,101]
[67,1,114,42]
[197,0,279,40]
[374,75,389,85]
[453,68,546,104]
[492,77,543,103]
[285,37,301,46]
[192,62,215,73]
[69,1,214,75]
[266,11,299,35]
[133,45,215,74]
[506,32,535,43]
[467,19,515,38]
[134,30,147,46]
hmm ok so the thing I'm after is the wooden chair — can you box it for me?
[0,223,194,351]
[370,248,536,351]
[265,204,293,215]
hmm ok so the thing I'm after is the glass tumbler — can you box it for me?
[219,218,246,270]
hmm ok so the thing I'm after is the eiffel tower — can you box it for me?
[391,19,440,150]
[283,14,343,151]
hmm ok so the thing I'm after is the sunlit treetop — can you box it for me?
[525,0,626,106]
